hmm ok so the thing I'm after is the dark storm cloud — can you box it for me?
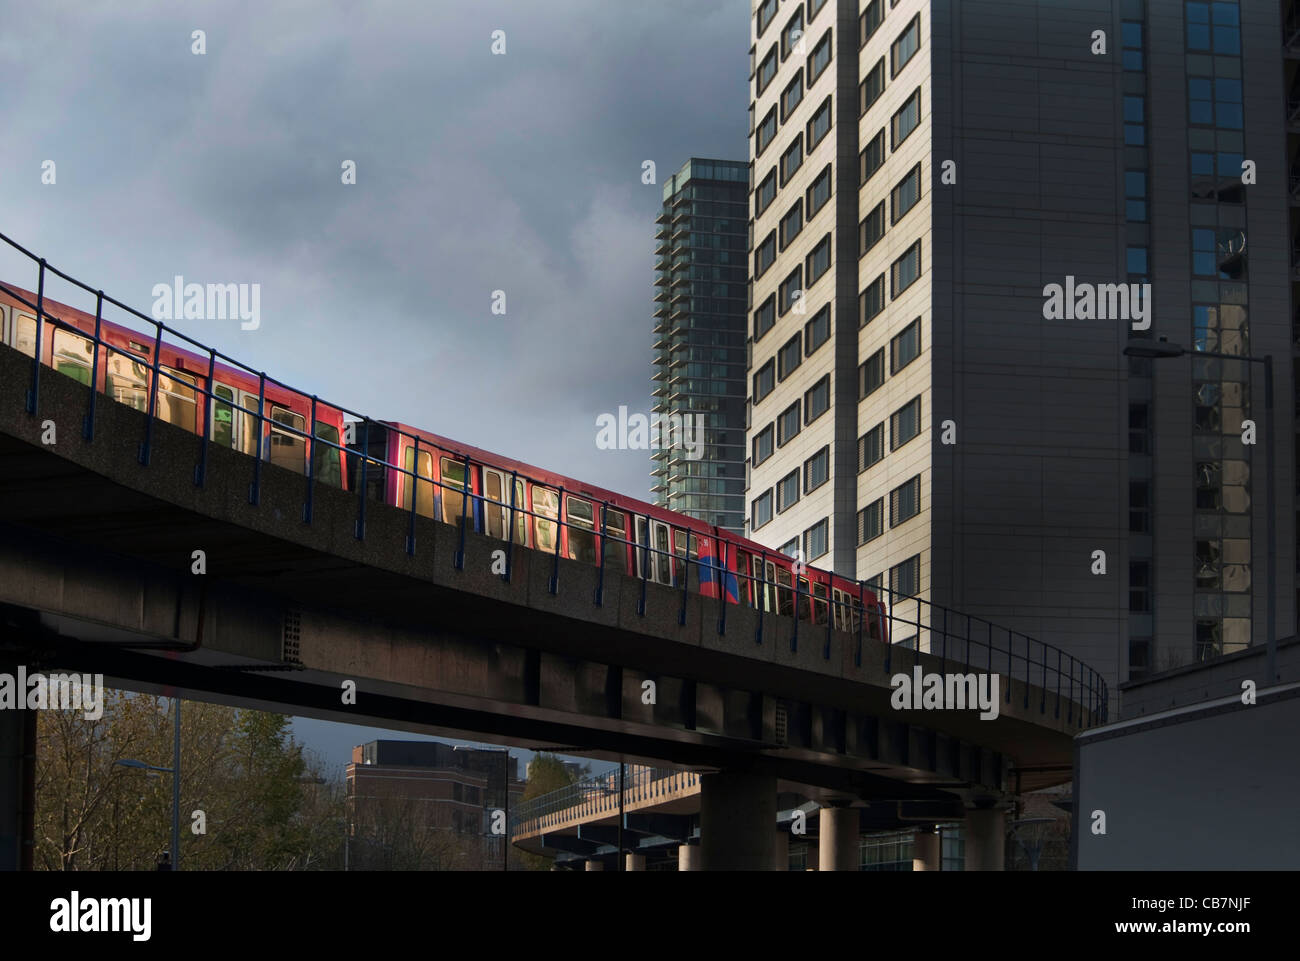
[0,0,749,496]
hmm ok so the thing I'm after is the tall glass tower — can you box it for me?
[651,159,750,533]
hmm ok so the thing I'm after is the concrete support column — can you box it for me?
[625,853,645,871]
[585,859,605,871]
[965,809,1006,871]
[699,772,776,870]
[677,844,700,871]
[0,663,35,872]
[772,828,789,871]
[912,829,940,871]
[818,805,859,871]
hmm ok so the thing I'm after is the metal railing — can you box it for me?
[512,766,699,835]
[0,231,1109,733]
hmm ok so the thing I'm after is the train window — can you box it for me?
[602,508,628,576]
[867,603,883,640]
[158,368,197,432]
[566,497,597,563]
[755,557,777,612]
[269,405,306,473]
[652,522,672,584]
[672,529,694,586]
[13,313,36,357]
[533,486,559,552]
[403,447,435,516]
[775,566,794,617]
[812,581,829,625]
[105,347,149,412]
[512,479,528,546]
[797,576,812,621]
[212,385,235,448]
[736,550,754,606]
[52,329,93,386]
[634,517,650,578]
[313,422,343,487]
[483,468,507,538]
[441,458,471,525]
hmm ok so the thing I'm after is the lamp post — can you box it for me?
[1123,339,1276,683]
[114,696,181,871]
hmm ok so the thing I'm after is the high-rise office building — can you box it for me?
[652,159,750,533]
[745,0,1295,704]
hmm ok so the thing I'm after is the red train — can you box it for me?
[0,284,887,640]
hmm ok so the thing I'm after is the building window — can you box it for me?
[806,233,832,286]
[1124,95,1145,146]
[808,29,833,86]
[891,163,922,224]
[1130,480,1151,532]
[777,401,801,446]
[754,295,776,341]
[803,519,829,560]
[1187,75,1242,130]
[1125,170,1147,222]
[891,395,921,449]
[890,317,921,372]
[859,348,885,400]
[756,107,778,156]
[860,128,886,185]
[1127,246,1148,277]
[859,201,886,257]
[1128,637,1151,680]
[859,273,886,327]
[860,0,884,47]
[891,240,922,296]
[1129,403,1150,453]
[1122,20,1143,71]
[804,446,829,492]
[752,489,773,530]
[755,231,777,278]
[779,538,799,557]
[1129,560,1151,612]
[807,0,828,19]
[890,14,920,76]
[858,423,884,472]
[1185,1,1239,56]
[781,70,805,121]
[807,96,833,150]
[780,136,804,187]
[860,58,885,117]
[779,200,804,249]
[757,0,778,38]
[756,168,777,216]
[779,266,803,315]
[891,87,921,147]
[858,499,884,545]
[806,166,833,221]
[890,554,920,597]
[777,470,801,513]
[804,305,831,355]
[778,333,803,381]
[752,424,774,466]
[757,45,778,95]
[804,375,830,423]
[753,359,776,405]
[890,474,921,526]
[782,7,805,59]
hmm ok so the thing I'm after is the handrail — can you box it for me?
[0,230,1109,739]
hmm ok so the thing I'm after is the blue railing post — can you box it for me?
[138,323,164,466]
[404,436,419,554]
[355,420,369,539]
[249,372,267,505]
[1006,633,1013,704]
[677,528,690,626]
[855,581,864,668]
[791,565,800,654]
[504,470,517,582]
[594,501,608,606]
[455,454,471,571]
[1022,634,1030,709]
[26,259,45,415]
[83,290,104,441]
[304,394,318,524]
[1040,640,1047,713]
[716,536,728,636]
[1067,655,1074,724]
[548,485,564,593]
[1055,649,1062,719]
[636,521,648,616]
[194,347,216,487]
[884,590,893,675]
[755,551,766,646]
[822,583,832,661]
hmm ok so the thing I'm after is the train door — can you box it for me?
[564,495,597,563]
[649,520,672,584]
[601,507,627,575]
[482,467,509,538]
[5,308,37,357]
[211,383,263,456]
[441,457,478,531]
[531,484,559,551]
[752,556,777,612]
[403,445,435,517]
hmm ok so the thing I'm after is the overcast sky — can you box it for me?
[0,0,750,770]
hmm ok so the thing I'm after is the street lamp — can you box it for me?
[114,695,181,871]
[1123,338,1276,683]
